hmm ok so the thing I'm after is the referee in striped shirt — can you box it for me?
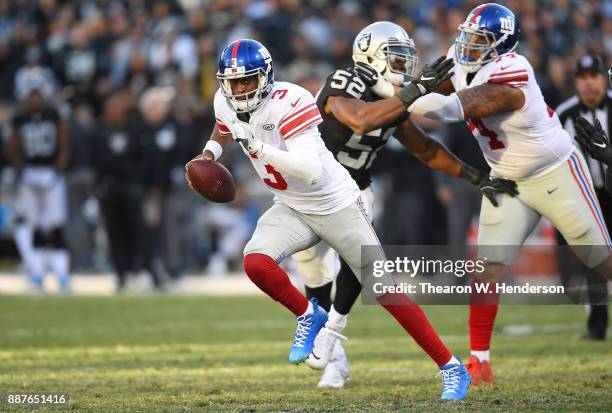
[556,54,610,341]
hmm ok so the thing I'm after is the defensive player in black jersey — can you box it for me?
[295,21,518,388]
[7,72,71,292]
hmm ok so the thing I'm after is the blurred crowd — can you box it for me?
[0,0,610,283]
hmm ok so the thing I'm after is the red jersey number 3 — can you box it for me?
[263,164,288,190]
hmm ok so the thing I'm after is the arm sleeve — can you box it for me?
[213,91,232,135]
[258,125,323,185]
[407,93,464,122]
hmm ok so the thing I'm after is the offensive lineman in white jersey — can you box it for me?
[408,3,612,385]
[189,38,472,400]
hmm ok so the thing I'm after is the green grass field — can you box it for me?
[0,295,610,412]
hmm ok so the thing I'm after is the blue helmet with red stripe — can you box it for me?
[217,39,274,112]
[455,3,520,73]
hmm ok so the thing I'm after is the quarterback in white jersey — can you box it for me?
[190,38,472,400]
[214,81,359,215]
[408,3,612,386]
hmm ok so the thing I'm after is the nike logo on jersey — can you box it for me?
[546,187,559,194]
[593,141,607,148]
[500,64,514,70]
[291,97,301,108]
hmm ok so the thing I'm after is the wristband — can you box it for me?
[396,82,426,109]
[407,92,465,122]
[459,164,486,186]
[203,140,223,160]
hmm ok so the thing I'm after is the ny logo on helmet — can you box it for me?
[500,17,515,35]
[259,47,272,65]
[357,33,371,52]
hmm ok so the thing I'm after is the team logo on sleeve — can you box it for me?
[357,33,372,52]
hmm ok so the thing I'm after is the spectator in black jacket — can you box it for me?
[139,86,187,281]
[94,91,162,291]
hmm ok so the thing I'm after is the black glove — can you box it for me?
[574,116,612,166]
[396,56,454,108]
[354,61,378,87]
[460,164,519,207]
[413,56,455,93]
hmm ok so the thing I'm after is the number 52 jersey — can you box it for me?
[214,81,360,215]
[315,66,409,190]
[447,44,573,180]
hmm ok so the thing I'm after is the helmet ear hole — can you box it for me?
[367,57,373,63]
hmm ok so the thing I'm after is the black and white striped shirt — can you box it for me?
[556,90,612,190]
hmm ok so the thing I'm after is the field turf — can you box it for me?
[0,295,610,412]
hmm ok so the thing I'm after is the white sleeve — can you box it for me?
[258,126,323,185]
[407,93,464,122]
[213,91,232,135]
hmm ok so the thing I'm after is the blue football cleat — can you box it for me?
[58,274,71,292]
[29,274,44,290]
[288,298,328,364]
[439,358,471,400]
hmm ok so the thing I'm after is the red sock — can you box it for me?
[469,281,500,351]
[243,253,308,316]
[378,292,452,367]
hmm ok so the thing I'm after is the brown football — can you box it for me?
[185,158,236,203]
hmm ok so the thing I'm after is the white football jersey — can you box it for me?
[448,45,573,180]
[214,81,359,214]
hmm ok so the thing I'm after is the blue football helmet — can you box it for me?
[455,3,520,73]
[217,39,274,113]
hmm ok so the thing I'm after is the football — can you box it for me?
[185,158,236,203]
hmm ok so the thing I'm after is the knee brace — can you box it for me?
[14,214,26,225]
[49,227,67,249]
[33,229,48,248]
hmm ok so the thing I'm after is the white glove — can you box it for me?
[232,120,264,157]
[371,77,396,98]
[353,61,395,98]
